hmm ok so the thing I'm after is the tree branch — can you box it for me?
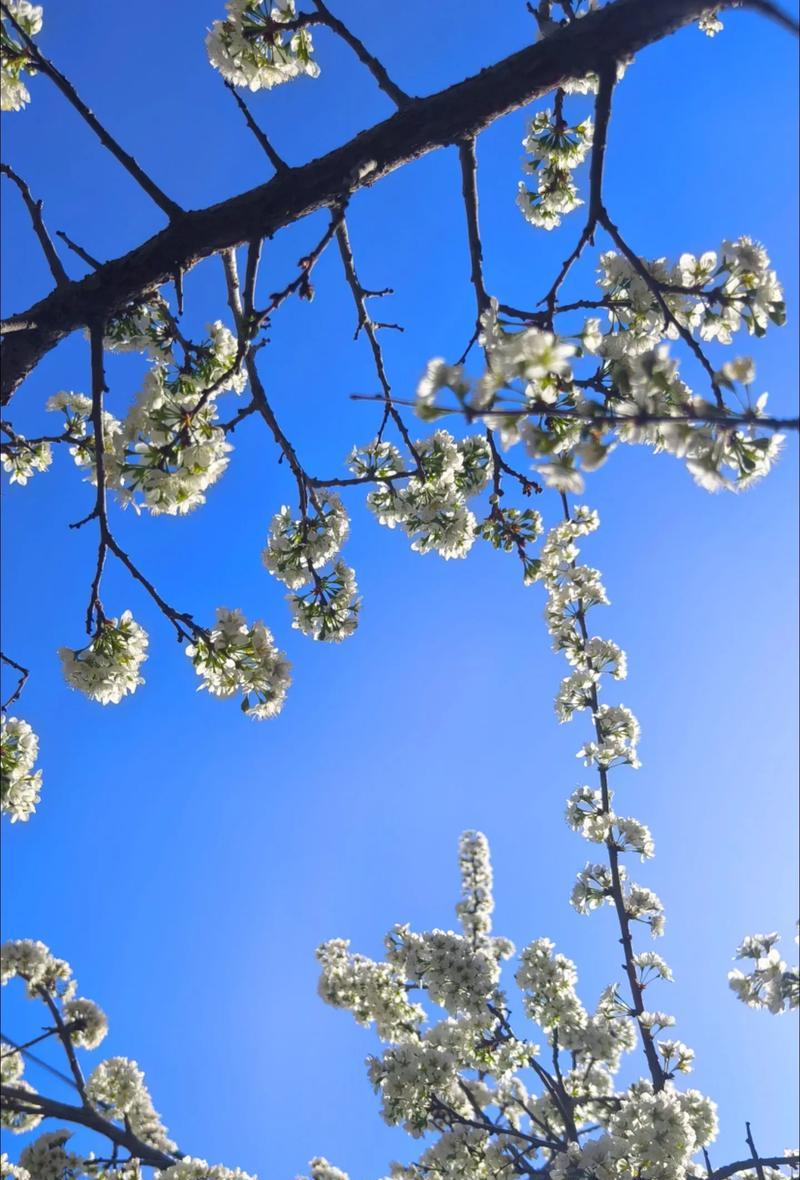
[1,164,69,286]
[310,0,411,107]
[1,651,29,711]
[0,1,181,221]
[0,1084,177,1169]
[224,81,289,173]
[1,0,742,400]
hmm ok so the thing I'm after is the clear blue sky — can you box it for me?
[1,1,798,1175]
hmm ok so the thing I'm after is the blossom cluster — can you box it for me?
[263,493,360,642]
[206,0,319,91]
[517,108,593,230]
[364,430,491,559]
[728,932,800,1015]
[186,607,291,719]
[45,322,246,517]
[413,233,786,495]
[1,715,42,822]
[59,610,149,705]
[1,437,51,485]
[87,1056,175,1152]
[1,1,42,112]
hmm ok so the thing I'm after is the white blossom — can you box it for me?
[1,939,73,998]
[59,611,148,705]
[1,439,51,485]
[728,932,799,1014]
[1,716,43,823]
[86,1057,175,1152]
[186,607,291,719]
[207,0,319,91]
[288,561,360,642]
[263,493,349,589]
[62,997,108,1049]
[1,2,42,112]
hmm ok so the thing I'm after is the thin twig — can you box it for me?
[310,0,411,107]
[1,163,69,286]
[56,229,102,270]
[0,1,181,220]
[36,987,88,1105]
[349,392,799,433]
[224,81,289,172]
[333,217,418,461]
[1,651,29,711]
[745,1122,767,1180]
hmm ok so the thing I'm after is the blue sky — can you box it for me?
[1,1,798,1175]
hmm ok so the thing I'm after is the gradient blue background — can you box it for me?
[1,1,798,1175]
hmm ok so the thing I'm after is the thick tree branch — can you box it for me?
[0,1084,177,1168]
[1,0,745,400]
[711,1154,800,1180]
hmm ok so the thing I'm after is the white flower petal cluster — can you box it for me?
[157,1159,257,1180]
[207,0,319,90]
[455,830,497,948]
[300,1158,349,1180]
[317,939,425,1041]
[552,1082,717,1179]
[728,932,799,1014]
[103,298,177,358]
[288,561,360,642]
[366,430,490,559]
[62,997,108,1049]
[517,109,593,230]
[1,716,43,823]
[263,493,349,589]
[657,1038,695,1074]
[18,1132,80,1180]
[59,611,148,705]
[86,1057,175,1152]
[1,1,42,112]
[515,937,588,1043]
[414,237,785,495]
[114,322,244,516]
[698,9,724,34]
[1,1153,31,1180]
[1,1048,23,1087]
[578,704,641,770]
[1,939,73,998]
[186,607,291,719]
[1,439,51,485]
[385,925,501,1018]
[624,883,666,938]
[610,348,784,493]
[346,439,406,480]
